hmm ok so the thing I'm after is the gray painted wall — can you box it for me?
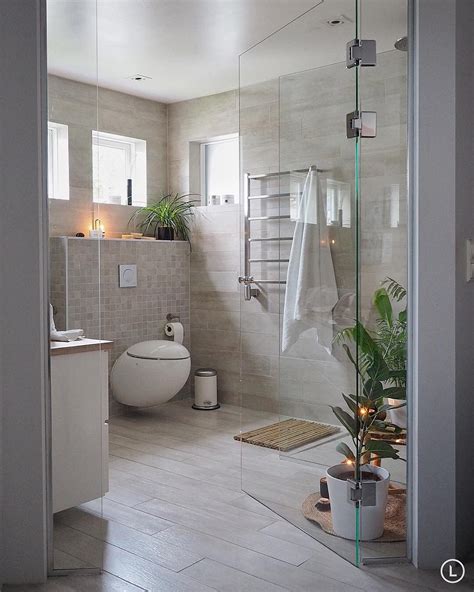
[0,0,48,584]
[411,0,457,568]
[454,0,474,561]
[411,0,474,569]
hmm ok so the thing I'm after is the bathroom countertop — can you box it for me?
[50,338,113,356]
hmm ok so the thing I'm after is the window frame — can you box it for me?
[200,133,239,206]
[92,130,147,207]
[47,121,69,200]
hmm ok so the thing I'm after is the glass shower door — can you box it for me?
[48,0,105,574]
[239,0,360,565]
[358,0,408,565]
[239,0,408,567]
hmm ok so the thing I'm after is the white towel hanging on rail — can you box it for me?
[282,168,338,354]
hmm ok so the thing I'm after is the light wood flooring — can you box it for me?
[7,401,473,591]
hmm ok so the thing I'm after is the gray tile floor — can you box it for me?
[7,401,473,591]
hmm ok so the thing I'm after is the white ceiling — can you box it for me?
[47,0,407,104]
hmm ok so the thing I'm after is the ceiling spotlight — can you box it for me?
[326,14,352,27]
[127,74,152,81]
[328,18,343,26]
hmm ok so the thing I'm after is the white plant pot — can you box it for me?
[326,464,390,541]
[387,398,407,429]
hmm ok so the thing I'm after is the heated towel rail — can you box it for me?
[238,166,326,300]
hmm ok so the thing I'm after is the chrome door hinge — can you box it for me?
[346,39,376,69]
[347,479,377,506]
[346,110,377,138]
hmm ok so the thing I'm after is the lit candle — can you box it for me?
[89,218,105,239]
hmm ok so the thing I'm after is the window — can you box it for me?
[92,131,147,206]
[326,179,351,228]
[48,122,69,200]
[201,135,239,205]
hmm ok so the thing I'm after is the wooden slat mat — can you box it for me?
[234,418,339,452]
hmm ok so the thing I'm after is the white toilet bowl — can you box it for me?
[111,340,191,407]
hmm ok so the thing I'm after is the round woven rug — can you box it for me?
[302,491,406,542]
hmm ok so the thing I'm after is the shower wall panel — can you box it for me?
[168,91,243,401]
[171,50,406,417]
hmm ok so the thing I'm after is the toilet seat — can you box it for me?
[127,340,190,360]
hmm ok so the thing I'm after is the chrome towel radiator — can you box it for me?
[239,166,323,300]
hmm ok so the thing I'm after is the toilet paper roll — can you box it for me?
[165,322,184,344]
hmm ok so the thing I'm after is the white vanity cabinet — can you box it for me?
[50,339,112,513]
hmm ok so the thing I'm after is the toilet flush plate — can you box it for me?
[119,264,137,288]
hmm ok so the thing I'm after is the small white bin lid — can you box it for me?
[195,368,217,377]
[127,340,190,360]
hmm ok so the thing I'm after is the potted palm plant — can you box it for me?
[129,193,198,244]
[327,278,407,540]
[372,278,407,428]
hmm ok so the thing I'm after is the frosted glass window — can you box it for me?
[48,122,69,200]
[202,137,239,205]
[92,131,147,206]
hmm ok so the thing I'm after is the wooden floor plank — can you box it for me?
[42,400,443,592]
[54,524,216,592]
[57,507,203,572]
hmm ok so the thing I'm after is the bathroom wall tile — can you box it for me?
[189,290,240,313]
[167,50,407,416]
[191,250,240,273]
[240,312,279,337]
[191,350,240,378]
[191,309,241,331]
[191,233,240,254]
[191,329,240,353]
[190,270,238,294]
[49,237,67,330]
[241,354,273,378]
[240,331,279,357]
[48,75,168,238]
[51,237,190,414]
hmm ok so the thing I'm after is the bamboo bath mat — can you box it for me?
[234,419,339,452]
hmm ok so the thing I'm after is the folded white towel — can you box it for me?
[50,304,84,341]
[50,329,84,342]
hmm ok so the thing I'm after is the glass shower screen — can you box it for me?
[239,0,408,566]
[47,0,105,574]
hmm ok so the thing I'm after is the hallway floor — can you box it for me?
[8,401,473,591]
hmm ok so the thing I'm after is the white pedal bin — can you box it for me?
[193,368,219,410]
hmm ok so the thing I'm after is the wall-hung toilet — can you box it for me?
[111,340,191,407]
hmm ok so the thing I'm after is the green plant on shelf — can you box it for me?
[129,193,198,245]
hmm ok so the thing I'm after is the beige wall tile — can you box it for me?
[48,75,168,238]
[50,237,190,415]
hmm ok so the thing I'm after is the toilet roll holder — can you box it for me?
[166,313,180,322]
